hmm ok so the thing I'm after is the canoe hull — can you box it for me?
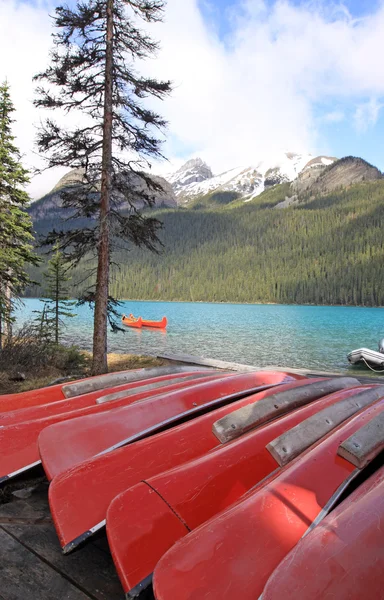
[153,399,384,600]
[0,372,226,483]
[40,371,301,482]
[107,384,377,595]
[262,466,384,600]
[47,374,308,550]
[121,316,167,329]
[142,317,167,329]
[122,317,142,328]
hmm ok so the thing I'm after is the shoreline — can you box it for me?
[22,296,384,309]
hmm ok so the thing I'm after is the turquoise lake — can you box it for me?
[16,299,384,374]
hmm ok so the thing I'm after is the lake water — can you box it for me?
[15,299,384,374]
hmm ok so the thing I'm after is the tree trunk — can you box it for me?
[55,268,59,344]
[3,281,12,343]
[92,0,114,375]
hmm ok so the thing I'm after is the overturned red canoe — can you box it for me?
[40,371,303,482]
[262,464,384,600]
[153,399,384,600]
[48,377,354,553]
[107,384,381,596]
[0,371,228,483]
[48,376,316,552]
[0,370,216,427]
[0,365,202,412]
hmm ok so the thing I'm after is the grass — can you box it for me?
[0,336,170,395]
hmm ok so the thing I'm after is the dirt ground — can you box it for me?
[0,352,169,395]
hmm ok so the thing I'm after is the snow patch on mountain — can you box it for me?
[167,152,335,204]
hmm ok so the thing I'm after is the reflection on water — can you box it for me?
[15,299,384,373]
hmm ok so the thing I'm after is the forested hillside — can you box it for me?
[27,178,384,306]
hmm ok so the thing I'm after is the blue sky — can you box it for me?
[195,0,384,169]
[2,0,384,197]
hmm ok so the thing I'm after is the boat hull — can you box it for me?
[47,375,309,551]
[122,316,167,328]
[0,371,214,427]
[262,465,384,600]
[122,317,142,328]
[142,317,167,329]
[347,347,384,366]
[0,366,200,412]
[0,372,226,483]
[153,399,384,600]
[108,385,379,596]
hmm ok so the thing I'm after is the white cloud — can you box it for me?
[323,110,345,123]
[0,0,70,199]
[2,0,384,197]
[354,98,383,132]
[147,0,384,173]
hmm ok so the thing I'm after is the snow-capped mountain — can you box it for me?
[168,152,337,204]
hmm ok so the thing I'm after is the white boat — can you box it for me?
[347,345,384,367]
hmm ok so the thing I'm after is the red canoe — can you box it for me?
[47,375,313,552]
[0,371,227,483]
[262,464,384,600]
[39,371,303,481]
[152,399,384,600]
[0,370,216,427]
[122,315,168,329]
[0,365,199,412]
[121,315,142,328]
[142,316,167,329]
[47,377,352,552]
[107,384,381,596]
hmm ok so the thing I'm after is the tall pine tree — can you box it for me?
[0,81,39,348]
[34,0,171,374]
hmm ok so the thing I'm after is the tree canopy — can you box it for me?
[0,81,39,346]
[34,0,171,373]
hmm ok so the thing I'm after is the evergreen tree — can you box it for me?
[0,81,39,348]
[34,0,171,374]
[41,244,76,344]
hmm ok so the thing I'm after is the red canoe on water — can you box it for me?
[152,399,384,600]
[262,464,384,600]
[0,371,228,483]
[48,377,351,553]
[0,365,197,412]
[122,315,168,329]
[47,375,313,552]
[39,371,302,481]
[107,383,381,597]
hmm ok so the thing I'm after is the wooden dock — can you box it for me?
[2,354,383,599]
[0,472,124,600]
[157,352,384,384]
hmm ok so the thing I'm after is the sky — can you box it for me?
[1,0,384,198]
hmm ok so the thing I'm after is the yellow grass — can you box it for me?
[0,352,170,395]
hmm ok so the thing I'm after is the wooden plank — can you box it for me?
[267,386,384,466]
[212,378,359,443]
[157,353,268,373]
[157,353,338,376]
[63,366,205,397]
[0,527,90,600]
[2,523,123,600]
[338,411,384,468]
[0,479,123,600]
[157,353,384,384]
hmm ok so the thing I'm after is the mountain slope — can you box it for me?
[28,176,384,306]
[29,169,177,222]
